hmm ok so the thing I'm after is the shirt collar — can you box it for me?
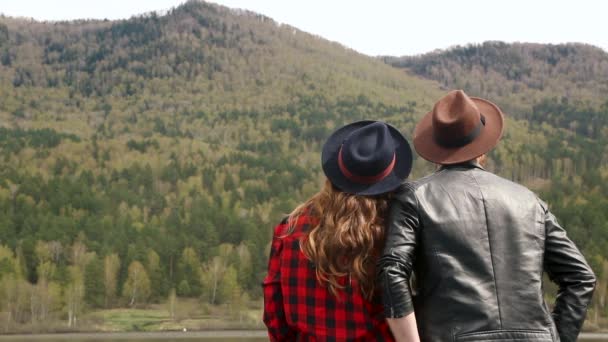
[438,160,485,171]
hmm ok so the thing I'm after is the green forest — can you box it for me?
[0,1,607,333]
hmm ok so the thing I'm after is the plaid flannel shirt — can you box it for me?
[263,212,394,341]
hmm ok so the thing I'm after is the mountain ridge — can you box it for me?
[0,0,606,332]
[383,41,608,116]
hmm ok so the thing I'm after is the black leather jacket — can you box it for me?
[378,162,596,342]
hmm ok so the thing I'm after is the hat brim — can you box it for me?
[413,97,504,165]
[322,121,413,196]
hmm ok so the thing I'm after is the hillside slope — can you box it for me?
[0,2,606,331]
[0,1,445,325]
[384,41,608,115]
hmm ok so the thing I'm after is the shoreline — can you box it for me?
[0,331,606,340]
[0,331,268,339]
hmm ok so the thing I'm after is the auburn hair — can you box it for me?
[287,179,391,299]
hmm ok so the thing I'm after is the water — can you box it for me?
[0,332,604,341]
[0,340,266,342]
[0,331,268,341]
[581,335,608,342]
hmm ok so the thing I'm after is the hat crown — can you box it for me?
[322,120,413,195]
[412,89,504,165]
[341,122,395,177]
[432,90,483,146]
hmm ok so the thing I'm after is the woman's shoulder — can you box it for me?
[273,209,318,238]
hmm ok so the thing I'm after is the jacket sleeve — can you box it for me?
[541,200,596,342]
[262,221,296,341]
[377,184,420,318]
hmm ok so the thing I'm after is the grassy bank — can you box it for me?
[1,298,264,334]
[1,297,606,334]
[86,298,264,333]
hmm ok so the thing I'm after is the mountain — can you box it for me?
[383,41,608,115]
[0,1,606,331]
[383,42,608,186]
[0,1,445,329]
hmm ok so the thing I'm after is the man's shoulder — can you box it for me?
[475,170,539,196]
[398,172,437,192]
[401,168,540,200]
[469,170,548,212]
[392,173,437,204]
[395,167,459,197]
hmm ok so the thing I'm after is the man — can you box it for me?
[377,90,596,342]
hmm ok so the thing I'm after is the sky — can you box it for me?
[1,0,607,56]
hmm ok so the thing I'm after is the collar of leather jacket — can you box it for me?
[438,160,485,171]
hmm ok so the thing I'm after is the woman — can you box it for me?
[263,120,416,341]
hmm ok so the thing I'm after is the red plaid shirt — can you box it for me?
[263,212,394,341]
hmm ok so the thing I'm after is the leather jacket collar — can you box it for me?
[438,160,485,171]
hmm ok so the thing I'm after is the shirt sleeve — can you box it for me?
[263,220,296,341]
[377,183,420,318]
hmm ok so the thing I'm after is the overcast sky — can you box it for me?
[1,0,606,56]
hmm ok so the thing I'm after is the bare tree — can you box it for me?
[103,253,120,308]
[66,238,92,328]
[66,266,84,328]
[201,243,234,304]
[167,288,177,320]
[123,261,151,307]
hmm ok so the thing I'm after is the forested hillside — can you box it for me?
[0,0,441,331]
[384,41,608,115]
[0,1,606,332]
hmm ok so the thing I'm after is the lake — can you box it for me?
[0,331,605,341]
[0,331,268,341]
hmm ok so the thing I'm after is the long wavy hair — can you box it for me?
[287,179,391,299]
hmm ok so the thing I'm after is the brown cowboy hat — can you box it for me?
[413,90,504,165]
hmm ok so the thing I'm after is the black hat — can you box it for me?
[322,120,413,196]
